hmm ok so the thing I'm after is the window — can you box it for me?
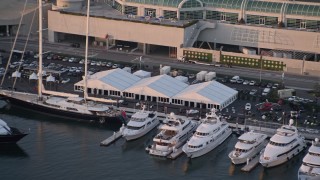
[221,13,227,21]
[259,17,265,25]
[300,21,307,29]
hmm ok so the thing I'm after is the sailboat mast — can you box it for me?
[38,0,43,100]
[84,0,90,100]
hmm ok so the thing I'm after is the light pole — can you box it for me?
[259,55,263,82]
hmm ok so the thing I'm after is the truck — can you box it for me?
[230,76,240,83]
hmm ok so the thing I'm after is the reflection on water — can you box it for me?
[228,163,235,176]
[0,144,28,158]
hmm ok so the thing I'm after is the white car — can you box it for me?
[249,89,257,95]
[245,103,251,111]
[61,78,70,84]
[249,80,256,86]
[243,80,250,85]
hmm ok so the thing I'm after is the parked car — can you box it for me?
[236,79,244,84]
[106,62,113,68]
[249,80,256,86]
[230,76,240,83]
[249,89,257,96]
[245,103,251,111]
[71,43,80,48]
[112,64,119,68]
[272,83,279,89]
[243,80,250,85]
[262,88,271,96]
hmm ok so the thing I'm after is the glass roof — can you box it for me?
[125,0,182,7]
[203,0,243,9]
[286,4,320,17]
[246,1,283,13]
[181,0,202,8]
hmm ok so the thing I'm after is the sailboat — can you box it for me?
[0,0,125,124]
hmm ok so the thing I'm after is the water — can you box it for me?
[0,108,304,180]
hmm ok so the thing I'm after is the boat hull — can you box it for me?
[229,141,266,165]
[260,142,306,168]
[1,93,123,124]
[183,128,232,158]
[123,120,159,141]
[0,127,28,143]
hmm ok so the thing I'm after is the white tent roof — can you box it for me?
[133,70,151,78]
[29,72,38,80]
[124,74,188,98]
[75,69,141,91]
[12,70,21,78]
[175,76,188,83]
[172,81,238,105]
[46,74,55,82]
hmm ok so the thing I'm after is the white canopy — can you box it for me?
[75,68,141,91]
[133,70,151,79]
[172,81,238,108]
[175,76,188,83]
[12,70,21,78]
[124,74,188,98]
[0,119,11,135]
[46,74,55,82]
[29,72,38,80]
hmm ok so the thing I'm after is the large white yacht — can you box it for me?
[122,106,159,141]
[260,119,306,168]
[182,108,232,158]
[148,112,199,157]
[298,138,320,180]
[229,131,267,164]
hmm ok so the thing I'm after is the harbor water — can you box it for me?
[1,107,304,180]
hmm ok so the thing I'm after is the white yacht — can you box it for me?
[298,138,320,180]
[122,106,159,141]
[229,131,268,164]
[148,112,199,157]
[260,119,306,168]
[182,108,232,158]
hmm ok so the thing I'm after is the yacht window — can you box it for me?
[196,131,210,136]
[156,142,169,146]
[182,121,191,130]
[131,117,145,122]
[239,140,255,144]
[188,144,203,149]
[126,125,144,130]
[269,138,297,146]
[66,107,78,111]
[309,152,320,157]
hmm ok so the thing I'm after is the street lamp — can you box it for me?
[259,55,263,82]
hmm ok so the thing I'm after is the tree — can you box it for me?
[314,83,320,97]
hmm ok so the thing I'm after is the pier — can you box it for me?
[241,156,260,172]
[100,125,125,146]
[167,147,184,160]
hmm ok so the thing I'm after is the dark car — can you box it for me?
[71,43,80,48]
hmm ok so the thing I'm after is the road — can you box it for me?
[1,38,319,90]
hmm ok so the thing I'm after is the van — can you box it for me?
[262,88,271,96]
[230,76,240,83]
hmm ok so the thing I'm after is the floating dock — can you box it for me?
[167,147,184,160]
[100,131,123,146]
[241,156,260,172]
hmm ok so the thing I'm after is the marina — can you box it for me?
[0,110,311,180]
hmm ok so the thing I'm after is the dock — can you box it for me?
[100,125,125,146]
[241,156,260,172]
[167,147,184,160]
[100,131,123,146]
